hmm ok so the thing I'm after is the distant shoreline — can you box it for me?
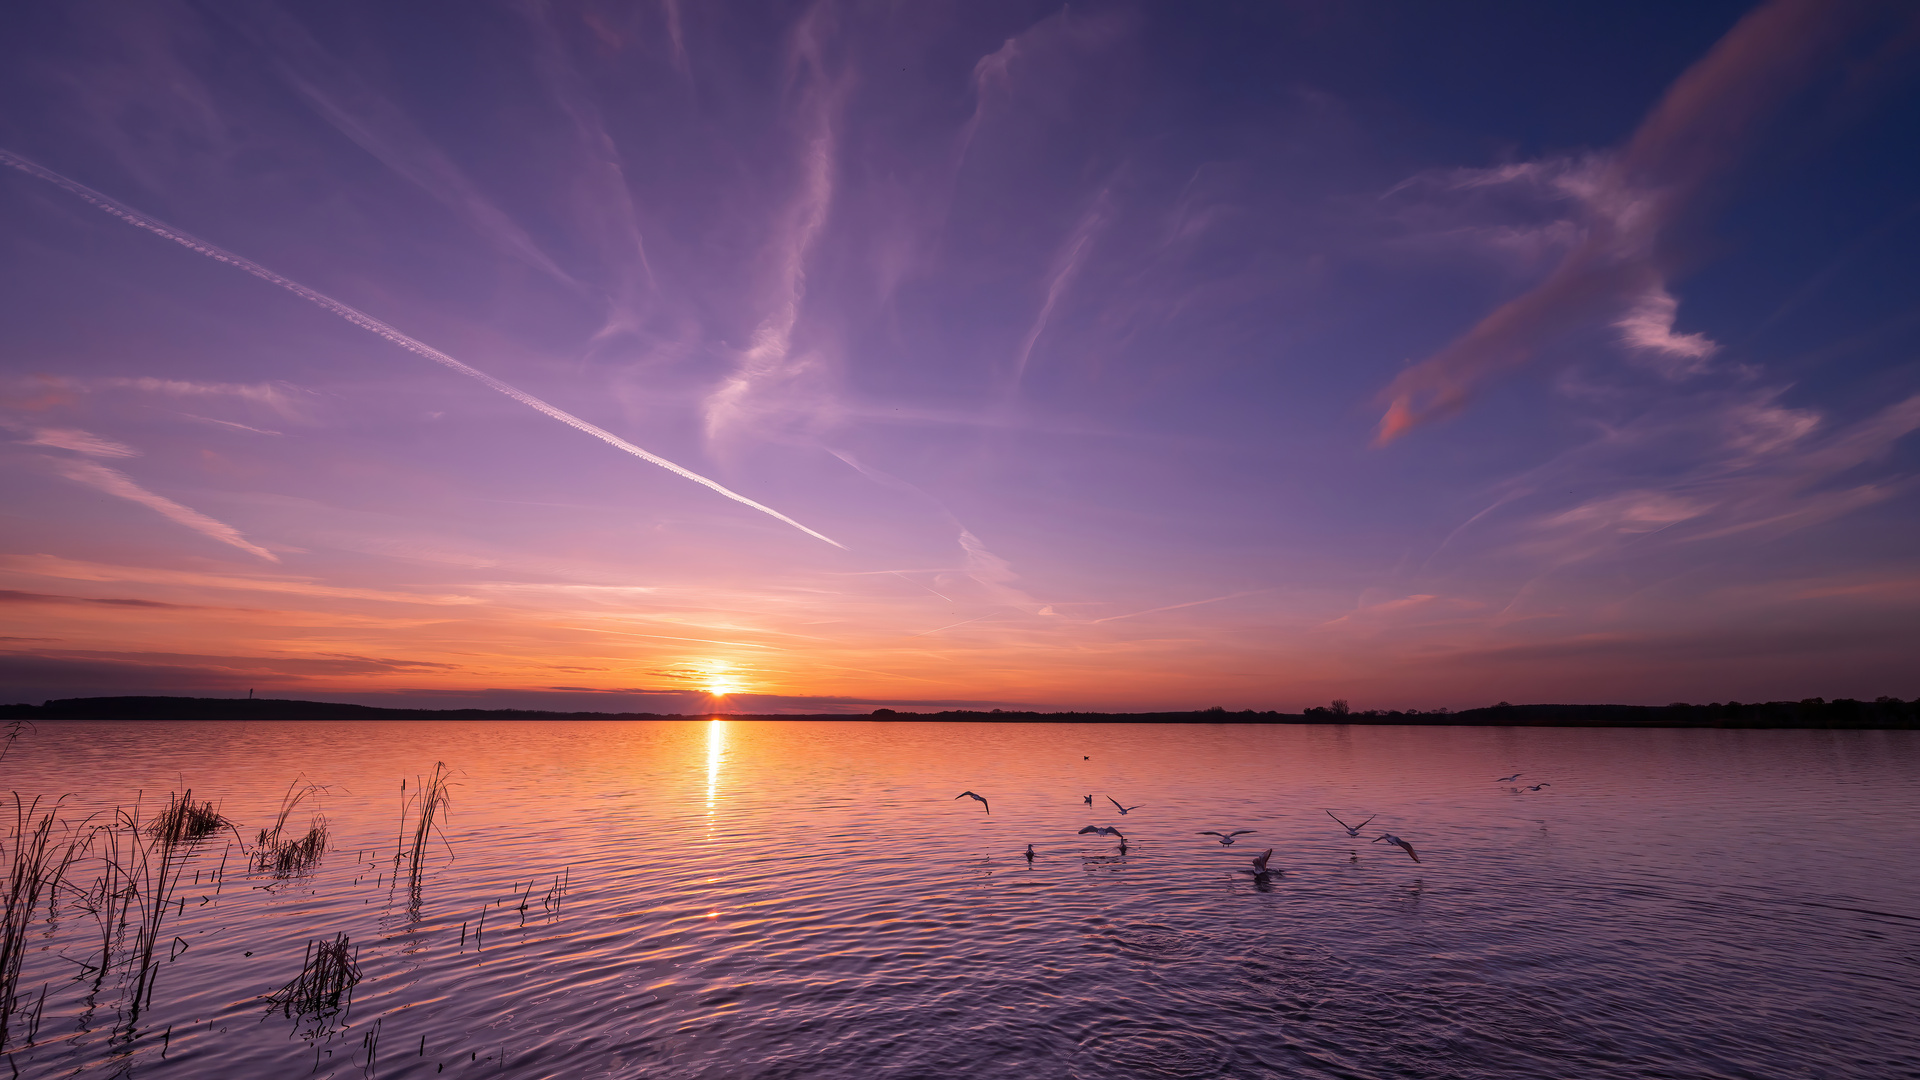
[2,695,1915,729]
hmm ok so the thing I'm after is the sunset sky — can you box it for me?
[3,0,1918,713]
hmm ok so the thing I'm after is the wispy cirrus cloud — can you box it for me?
[1,375,305,417]
[207,0,580,290]
[1614,285,1719,376]
[703,9,844,448]
[17,426,138,457]
[1375,0,1919,443]
[0,149,842,548]
[177,413,282,435]
[1440,388,1920,575]
[516,0,661,343]
[1011,188,1114,390]
[49,456,278,561]
[0,553,478,606]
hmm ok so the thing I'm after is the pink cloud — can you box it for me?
[1375,0,1914,444]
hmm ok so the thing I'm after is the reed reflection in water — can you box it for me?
[0,719,1916,1079]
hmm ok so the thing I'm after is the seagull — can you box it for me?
[1107,796,1142,815]
[1025,844,1035,861]
[1077,825,1125,839]
[1525,783,1551,792]
[1372,833,1420,863]
[1325,810,1375,837]
[1496,773,1523,783]
[1198,830,1255,845]
[1251,848,1274,874]
[1083,756,1090,760]
[1082,795,1093,806]
[954,791,990,813]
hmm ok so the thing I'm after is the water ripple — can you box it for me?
[0,720,1915,1079]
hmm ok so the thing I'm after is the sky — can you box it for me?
[2,0,1918,713]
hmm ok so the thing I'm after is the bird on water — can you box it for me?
[1373,833,1420,862]
[1251,848,1274,874]
[955,791,990,812]
[1325,810,1375,837]
[1082,794,1093,806]
[1107,796,1142,815]
[1025,844,1035,862]
[1199,830,1255,845]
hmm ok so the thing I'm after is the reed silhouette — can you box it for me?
[266,933,363,1020]
[253,781,330,877]
[147,790,232,847]
[400,763,453,893]
[2,795,85,1052]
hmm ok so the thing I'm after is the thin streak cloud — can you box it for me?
[18,427,139,457]
[0,149,843,549]
[211,0,580,289]
[1012,189,1113,388]
[50,457,277,562]
[908,610,1006,638]
[563,626,786,651]
[1092,590,1268,625]
[178,413,282,436]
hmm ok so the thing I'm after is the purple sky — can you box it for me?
[3,0,1918,712]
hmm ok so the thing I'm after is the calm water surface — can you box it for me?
[2,721,1917,1079]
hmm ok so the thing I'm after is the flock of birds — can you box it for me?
[955,769,1554,878]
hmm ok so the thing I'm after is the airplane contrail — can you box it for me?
[1091,589,1270,624]
[0,149,844,549]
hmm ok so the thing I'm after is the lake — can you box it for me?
[2,720,1916,1079]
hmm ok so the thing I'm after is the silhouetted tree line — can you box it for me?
[4,695,1915,728]
[1295,696,1918,729]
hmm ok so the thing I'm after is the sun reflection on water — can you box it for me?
[706,718,725,814]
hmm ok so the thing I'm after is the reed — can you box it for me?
[147,790,231,847]
[263,824,328,876]
[122,801,191,1021]
[0,720,26,765]
[401,763,453,895]
[266,933,362,1019]
[2,795,84,1053]
[71,815,136,983]
[253,780,330,876]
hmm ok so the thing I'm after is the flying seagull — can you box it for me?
[1251,848,1274,874]
[1077,825,1125,839]
[1107,796,1142,815]
[1525,783,1551,792]
[955,791,990,813]
[1496,773,1522,783]
[1199,830,1256,845]
[1325,810,1375,837]
[1372,833,1420,863]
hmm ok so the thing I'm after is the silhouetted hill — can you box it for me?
[2,695,1915,728]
